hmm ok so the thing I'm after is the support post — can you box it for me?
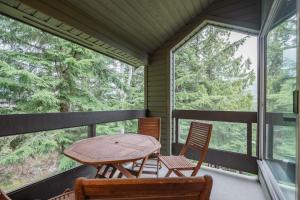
[175,118,179,144]
[267,123,274,159]
[256,123,259,158]
[88,124,96,137]
[247,123,252,156]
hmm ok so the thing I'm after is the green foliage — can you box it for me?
[58,156,77,172]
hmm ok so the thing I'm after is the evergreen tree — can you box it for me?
[175,25,255,153]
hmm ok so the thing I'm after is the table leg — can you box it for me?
[95,164,118,178]
[109,167,117,178]
[96,157,150,178]
[165,170,172,177]
[136,156,149,178]
[117,172,123,178]
[173,169,185,177]
[95,165,104,178]
[112,164,136,178]
[102,165,111,175]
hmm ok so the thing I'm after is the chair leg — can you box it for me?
[165,170,172,177]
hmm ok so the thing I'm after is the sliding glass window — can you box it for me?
[265,13,297,200]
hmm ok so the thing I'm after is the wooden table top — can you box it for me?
[64,134,161,165]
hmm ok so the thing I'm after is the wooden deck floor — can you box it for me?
[140,163,266,200]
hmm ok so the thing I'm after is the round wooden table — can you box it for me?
[64,134,161,178]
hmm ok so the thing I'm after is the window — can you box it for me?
[174,24,258,155]
[265,14,297,200]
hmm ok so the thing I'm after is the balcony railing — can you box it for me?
[172,110,258,174]
[1,109,295,199]
[0,109,146,200]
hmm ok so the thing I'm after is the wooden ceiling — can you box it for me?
[0,0,214,67]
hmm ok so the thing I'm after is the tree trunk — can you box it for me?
[59,102,69,112]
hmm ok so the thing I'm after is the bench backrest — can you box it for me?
[75,176,212,200]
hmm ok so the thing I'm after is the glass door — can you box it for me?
[265,8,298,200]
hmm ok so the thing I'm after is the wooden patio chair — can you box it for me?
[159,122,212,177]
[0,189,11,200]
[132,117,161,176]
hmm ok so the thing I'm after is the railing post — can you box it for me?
[267,123,274,159]
[88,124,96,137]
[247,122,252,156]
[256,123,259,158]
[175,118,179,144]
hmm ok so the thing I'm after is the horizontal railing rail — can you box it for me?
[172,109,258,174]
[173,110,257,123]
[0,109,147,137]
[266,112,296,126]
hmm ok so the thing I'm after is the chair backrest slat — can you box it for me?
[75,176,212,200]
[138,117,161,141]
[185,122,212,152]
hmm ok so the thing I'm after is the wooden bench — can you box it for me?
[50,176,213,200]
